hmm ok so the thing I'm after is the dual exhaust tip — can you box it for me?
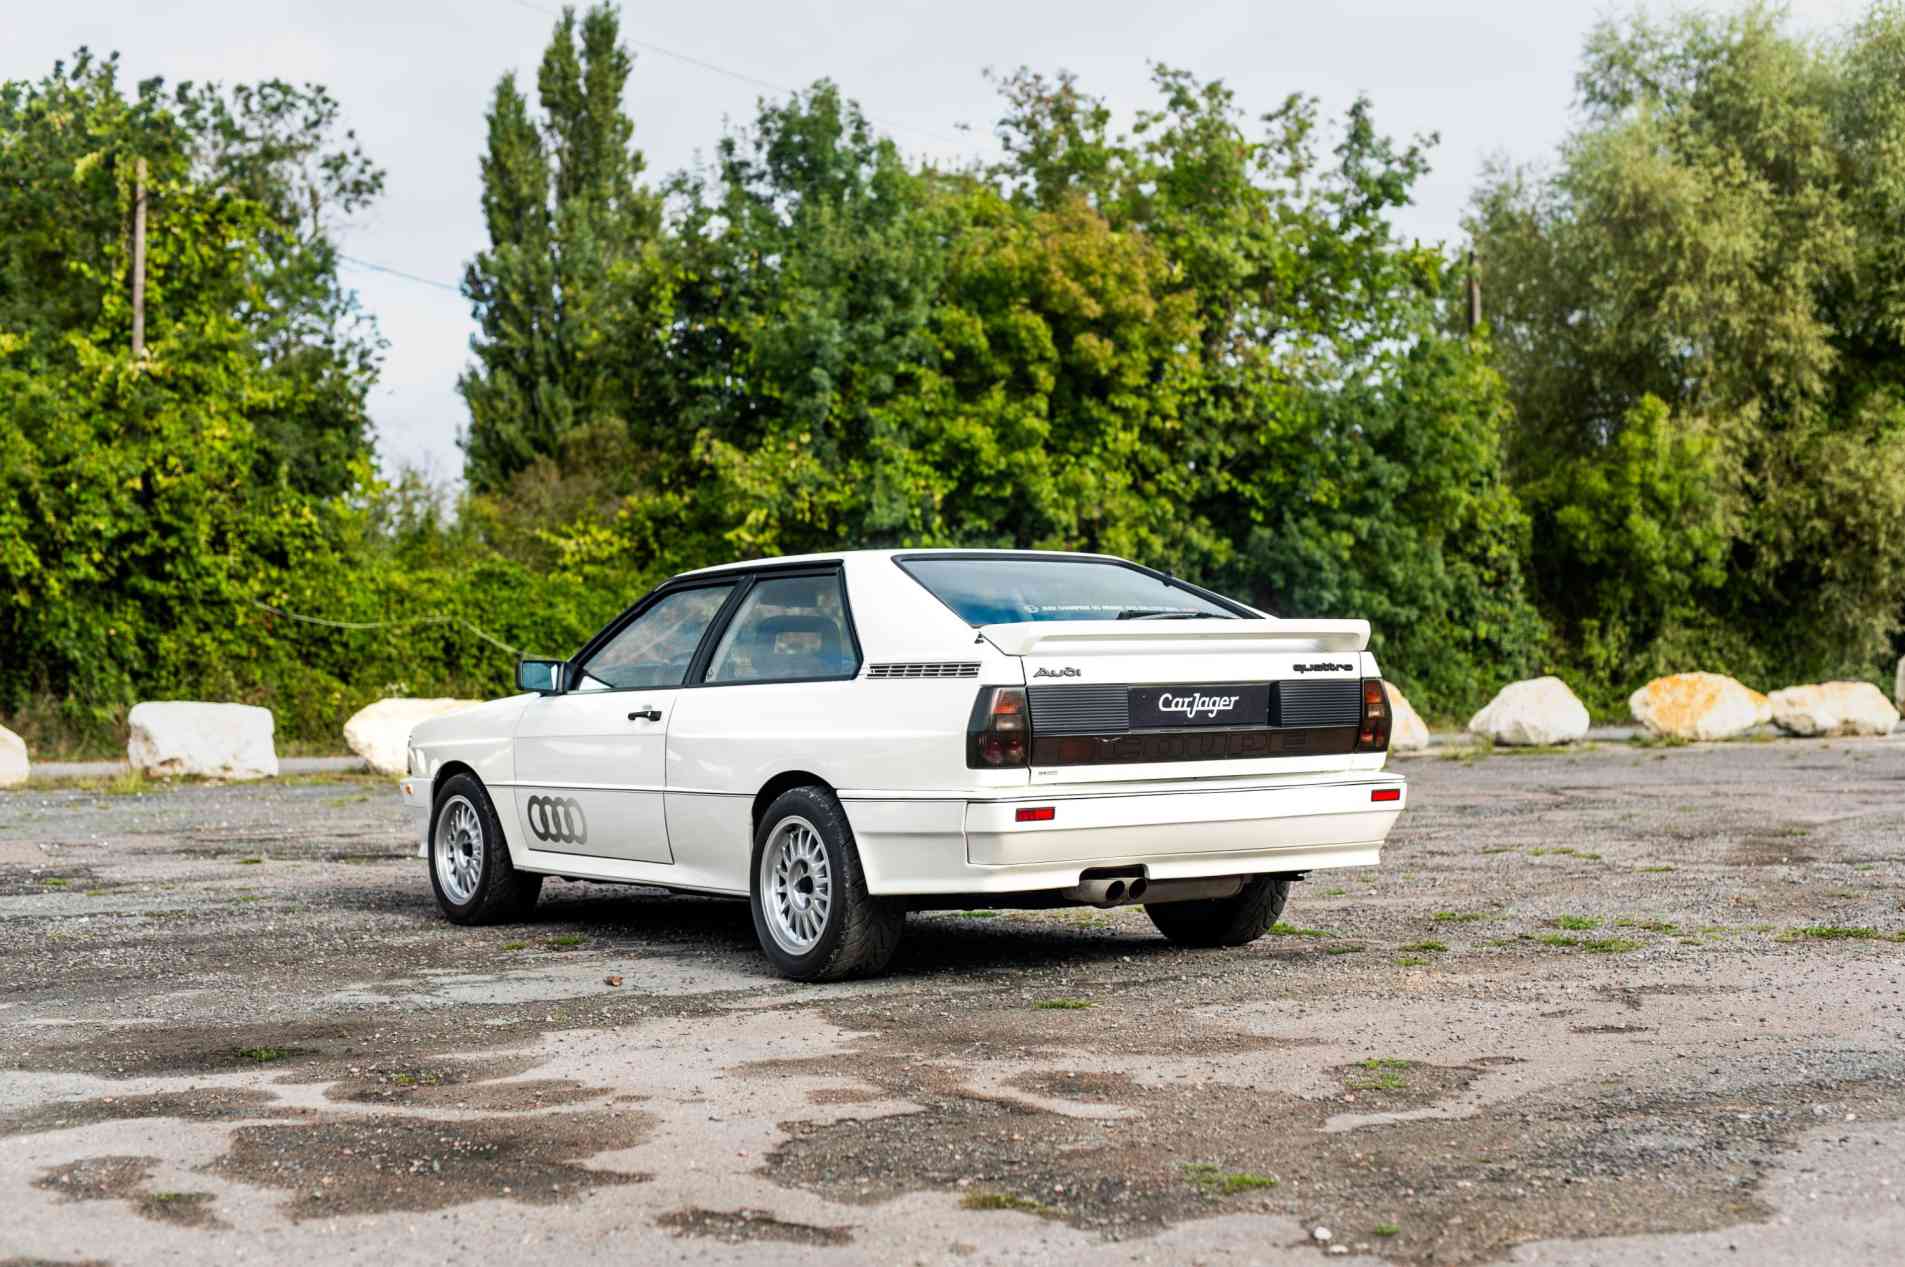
[1062,875,1149,907]
[1059,874,1246,909]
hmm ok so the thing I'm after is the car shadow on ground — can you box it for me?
[513,884,1185,979]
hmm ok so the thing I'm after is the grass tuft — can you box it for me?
[546,933,587,948]
[1034,998,1093,1010]
[1399,940,1447,953]
[1268,922,1332,938]
[237,1046,290,1063]
[1551,915,1601,930]
[1432,911,1487,923]
[1373,1222,1401,1237]
[1777,925,1905,943]
[961,1192,1057,1216]
[1181,1162,1278,1194]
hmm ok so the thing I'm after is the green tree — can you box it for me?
[1468,3,1905,691]
[0,49,383,497]
[459,2,665,493]
[0,50,390,742]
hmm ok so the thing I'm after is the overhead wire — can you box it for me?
[340,2,977,295]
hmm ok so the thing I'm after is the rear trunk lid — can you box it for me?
[979,617,1377,785]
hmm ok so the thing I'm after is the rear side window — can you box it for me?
[899,557,1243,625]
[704,573,859,683]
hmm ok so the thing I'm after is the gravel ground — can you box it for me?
[1,738,1902,1266]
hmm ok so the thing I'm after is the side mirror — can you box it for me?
[516,658,565,695]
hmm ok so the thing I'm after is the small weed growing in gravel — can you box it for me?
[1481,846,1517,855]
[1395,955,1429,966]
[501,940,529,951]
[1615,918,1679,934]
[1035,998,1093,1010]
[1268,922,1331,938]
[1552,915,1601,930]
[1638,865,1676,873]
[1582,938,1641,953]
[547,934,587,948]
[1530,847,1601,861]
[1347,1059,1411,1091]
[1373,1222,1400,1237]
[1181,1162,1278,1194]
[961,1192,1057,1216]
[1777,925,1905,943]
[1433,911,1487,923]
[1322,887,1347,897]
[1399,940,1447,953]
[389,1069,444,1087]
[238,857,264,866]
[958,909,1004,918]
[1325,945,1364,955]
[237,1046,289,1063]
[40,877,68,888]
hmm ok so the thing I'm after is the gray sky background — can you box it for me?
[9,1,1868,484]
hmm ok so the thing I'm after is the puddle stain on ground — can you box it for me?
[204,1108,655,1220]
[656,1206,854,1246]
[32,1154,223,1229]
[750,1042,1905,1265]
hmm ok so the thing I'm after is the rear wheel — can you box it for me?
[430,773,543,924]
[1145,875,1290,948]
[750,786,904,981]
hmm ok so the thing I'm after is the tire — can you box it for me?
[750,785,904,981]
[1145,875,1291,948]
[429,773,544,925]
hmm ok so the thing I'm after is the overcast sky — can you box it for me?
[10,0,1868,484]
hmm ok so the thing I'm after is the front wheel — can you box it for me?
[430,773,543,924]
[750,786,904,981]
[1145,875,1290,948]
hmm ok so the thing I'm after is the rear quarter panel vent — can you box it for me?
[866,661,981,680]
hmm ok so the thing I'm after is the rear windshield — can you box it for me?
[898,557,1244,625]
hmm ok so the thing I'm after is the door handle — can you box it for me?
[627,706,663,722]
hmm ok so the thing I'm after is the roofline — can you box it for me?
[669,546,1130,581]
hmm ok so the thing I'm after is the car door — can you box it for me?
[512,581,738,864]
[663,568,863,885]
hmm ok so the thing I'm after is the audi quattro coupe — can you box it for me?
[401,549,1405,980]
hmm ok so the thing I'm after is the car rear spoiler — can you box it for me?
[977,618,1371,657]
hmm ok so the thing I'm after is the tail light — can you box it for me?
[968,686,1030,768]
[1356,679,1391,752]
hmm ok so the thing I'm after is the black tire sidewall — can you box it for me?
[429,773,515,923]
[749,787,859,979]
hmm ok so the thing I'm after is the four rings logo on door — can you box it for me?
[526,795,588,846]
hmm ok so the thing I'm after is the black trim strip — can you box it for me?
[1030,725,1359,767]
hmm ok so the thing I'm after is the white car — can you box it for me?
[401,549,1405,980]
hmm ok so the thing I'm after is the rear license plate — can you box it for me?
[1127,684,1269,729]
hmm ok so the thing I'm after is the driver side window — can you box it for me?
[571,584,734,692]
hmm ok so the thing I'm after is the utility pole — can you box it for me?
[1465,248,1482,334]
[131,158,148,358]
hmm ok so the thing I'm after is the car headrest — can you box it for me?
[749,613,841,657]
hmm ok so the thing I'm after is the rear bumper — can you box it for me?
[842,774,1404,896]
